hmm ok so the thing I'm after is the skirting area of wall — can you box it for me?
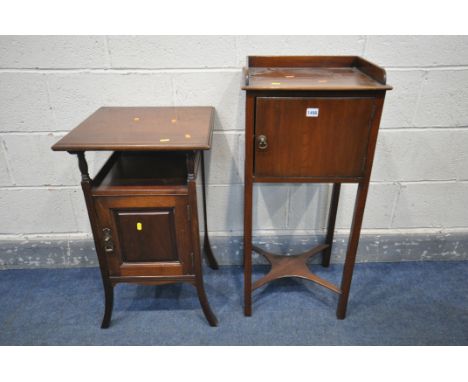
[2,36,468,259]
[1,232,467,269]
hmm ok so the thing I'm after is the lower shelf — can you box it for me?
[252,244,342,294]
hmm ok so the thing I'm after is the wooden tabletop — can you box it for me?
[52,107,214,152]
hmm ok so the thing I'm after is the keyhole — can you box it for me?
[136,222,142,231]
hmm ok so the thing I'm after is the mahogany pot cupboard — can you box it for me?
[52,107,219,327]
[241,56,392,318]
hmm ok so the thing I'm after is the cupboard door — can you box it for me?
[254,97,376,178]
[95,195,193,277]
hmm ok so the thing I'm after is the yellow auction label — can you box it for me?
[136,222,142,231]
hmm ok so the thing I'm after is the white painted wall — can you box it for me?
[1,35,468,239]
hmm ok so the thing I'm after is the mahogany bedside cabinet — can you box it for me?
[241,56,392,319]
[52,107,219,327]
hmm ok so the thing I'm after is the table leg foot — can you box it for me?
[195,280,218,327]
[244,304,252,317]
[203,234,219,270]
[100,283,114,329]
[336,297,347,320]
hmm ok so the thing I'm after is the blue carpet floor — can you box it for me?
[0,261,467,345]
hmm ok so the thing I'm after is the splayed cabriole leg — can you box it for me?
[101,283,114,329]
[200,151,219,270]
[72,151,116,329]
[193,278,218,327]
[187,152,218,326]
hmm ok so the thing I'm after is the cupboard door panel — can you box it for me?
[254,97,375,178]
[115,209,178,263]
[96,195,192,276]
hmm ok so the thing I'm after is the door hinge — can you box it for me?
[190,251,194,270]
[187,204,191,221]
[102,227,114,254]
[371,102,377,120]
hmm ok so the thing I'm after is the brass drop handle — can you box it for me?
[257,135,268,150]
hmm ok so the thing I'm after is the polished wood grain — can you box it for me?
[243,93,255,316]
[337,93,386,319]
[97,152,188,186]
[200,151,219,270]
[355,56,387,86]
[91,152,189,196]
[322,183,341,267]
[243,56,391,91]
[115,210,179,262]
[251,244,340,294]
[254,175,362,183]
[244,67,390,91]
[186,151,218,326]
[109,275,195,286]
[52,107,214,151]
[248,56,357,68]
[95,194,193,277]
[242,56,391,319]
[73,152,113,328]
[254,97,375,178]
[119,263,185,277]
